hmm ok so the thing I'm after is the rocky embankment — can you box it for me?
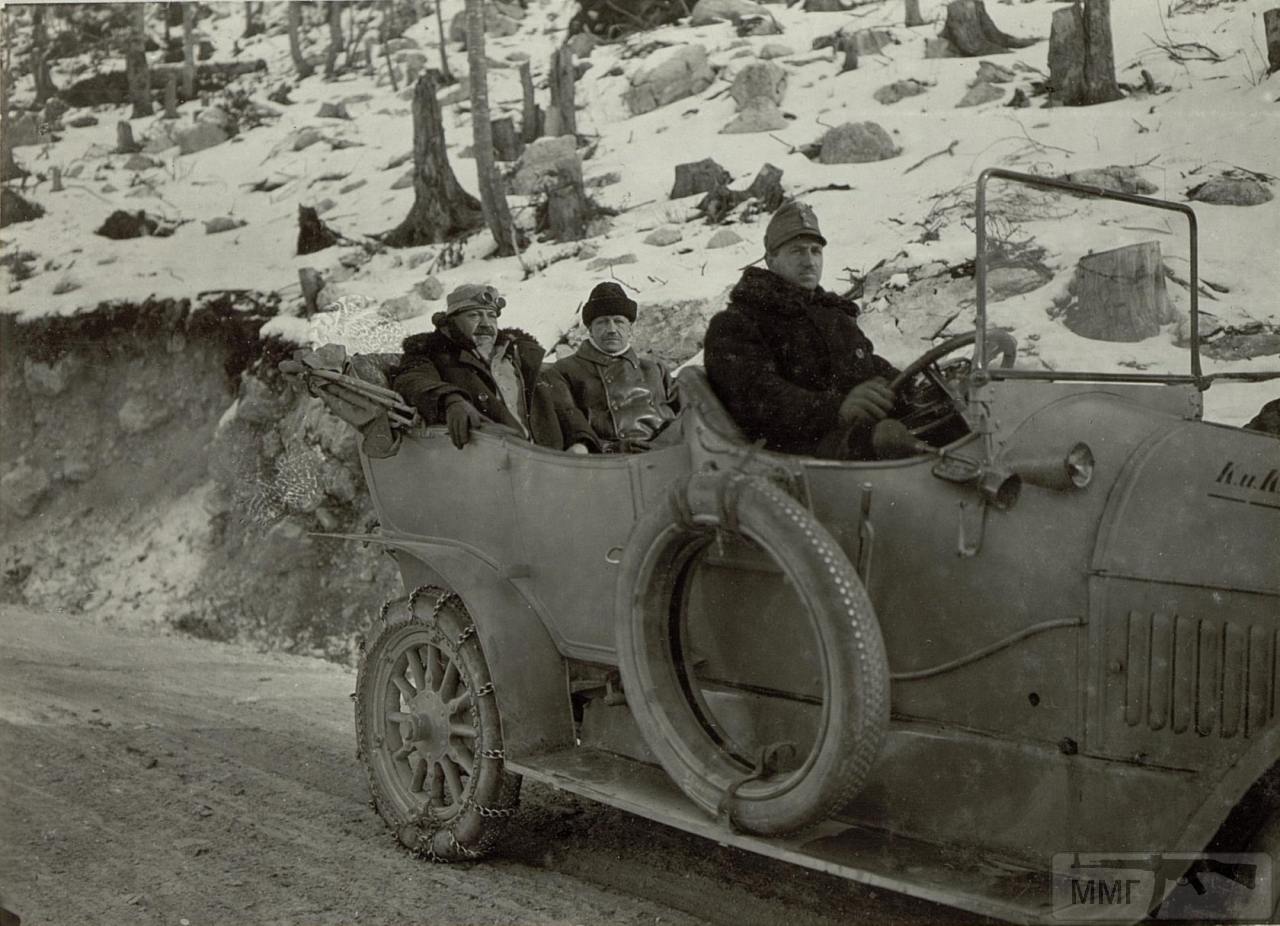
[0,298,398,660]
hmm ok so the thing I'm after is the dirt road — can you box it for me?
[0,605,974,926]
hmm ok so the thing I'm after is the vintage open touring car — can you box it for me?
[287,170,1280,923]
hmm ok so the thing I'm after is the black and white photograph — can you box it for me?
[2,0,1278,923]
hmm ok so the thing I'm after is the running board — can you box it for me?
[507,747,1057,925]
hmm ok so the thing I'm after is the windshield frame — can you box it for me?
[974,167,1204,387]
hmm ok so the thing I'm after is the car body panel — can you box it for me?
[341,169,1280,923]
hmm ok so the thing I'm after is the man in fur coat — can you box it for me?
[542,282,680,453]
[703,201,900,459]
[392,283,592,451]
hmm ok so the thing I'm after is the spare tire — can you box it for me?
[615,472,889,836]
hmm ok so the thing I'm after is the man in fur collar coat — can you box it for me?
[703,201,900,459]
[543,282,680,453]
[391,283,592,451]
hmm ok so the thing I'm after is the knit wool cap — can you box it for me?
[764,200,827,253]
[582,281,638,326]
[434,283,506,329]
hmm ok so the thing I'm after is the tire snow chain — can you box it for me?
[406,584,440,616]
[381,585,514,860]
[463,798,517,819]
[377,598,396,624]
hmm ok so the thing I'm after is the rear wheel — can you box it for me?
[355,587,519,861]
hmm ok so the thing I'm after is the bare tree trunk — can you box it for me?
[434,0,453,83]
[905,0,925,27]
[544,165,590,242]
[383,72,483,247]
[1065,241,1171,341]
[1,48,26,183]
[32,6,56,105]
[546,45,576,138]
[182,3,196,100]
[325,1,345,79]
[243,2,263,38]
[1264,8,1280,74]
[287,2,315,79]
[466,0,518,256]
[1048,0,1122,106]
[519,61,543,142]
[163,72,178,117]
[127,3,154,118]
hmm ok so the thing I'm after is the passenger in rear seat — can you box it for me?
[541,282,680,454]
[391,283,595,453]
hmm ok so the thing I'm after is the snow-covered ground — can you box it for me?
[4,0,1278,423]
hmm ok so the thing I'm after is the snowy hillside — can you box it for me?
[4,0,1278,427]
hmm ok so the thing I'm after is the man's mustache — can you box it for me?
[474,326,497,336]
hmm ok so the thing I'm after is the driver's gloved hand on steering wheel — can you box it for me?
[444,396,485,449]
[838,378,896,426]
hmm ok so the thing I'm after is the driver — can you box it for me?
[703,201,901,459]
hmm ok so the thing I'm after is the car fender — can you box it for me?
[383,538,574,760]
[1174,728,1280,852]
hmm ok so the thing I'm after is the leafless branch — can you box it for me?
[903,139,958,175]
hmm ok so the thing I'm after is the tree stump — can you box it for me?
[116,121,141,154]
[905,0,926,28]
[838,37,859,73]
[546,46,577,139]
[491,116,522,161]
[297,205,340,255]
[745,163,785,212]
[543,166,590,242]
[383,72,483,247]
[697,163,785,222]
[519,61,544,143]
[1048,0,1122,106]
[939,0,1035,56]
[0,188,45,228]
[50,167,64,192]
[299,267,326,314]
[1064,241,1171,342]
[1265,8,1280,74]
[670,158,730,199]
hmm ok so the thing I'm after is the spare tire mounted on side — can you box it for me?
[615,472,890,836]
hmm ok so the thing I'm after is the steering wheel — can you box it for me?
[888,329,1017,441]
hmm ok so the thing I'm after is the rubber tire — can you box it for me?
[615,473,890,836]
[355,587,520,861]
